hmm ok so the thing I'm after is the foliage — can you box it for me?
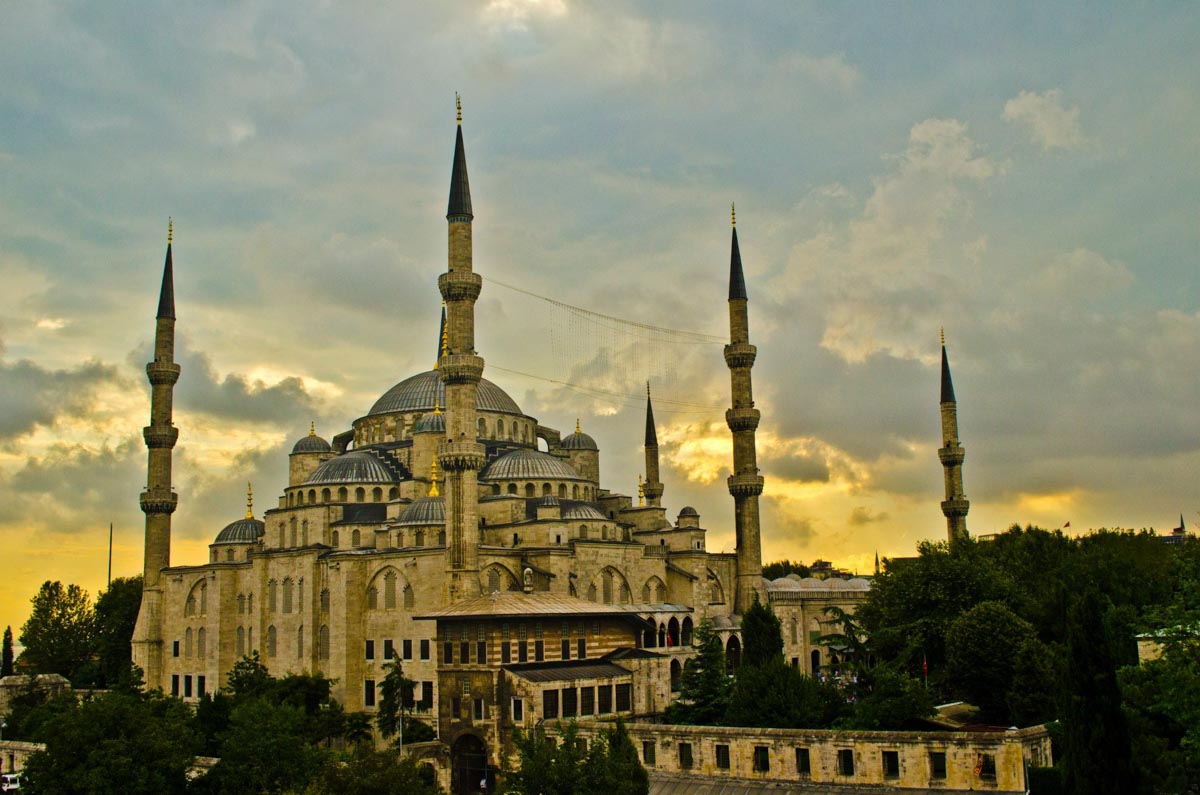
[18,580,96,684]
[762,559,811,580]
[580,719,649,795]
[739,596,783,667]
[725,659,843,728]
[662,619,729,725]
[202,698,328,794]
[2,625,13,676]
[837,662,935,730]
[1061,590,1137,795]
[93,575,142,687]
[503,720,648,795]
[1,688,78,742]
[1120,650,1200,795]
[20,691,198,795]
[308,745,441,795]
[225,651,272,698]
[945,601,1035,721]
[1006,637,1059,727]
[376,652,417,740]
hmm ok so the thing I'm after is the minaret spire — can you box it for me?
[439,96,486,601]
[938,330,969,543]
[725,209,766,612]
[643,383,664,507]
[434,303,447,369]
[132,218,183,692]
[246,482,254,519]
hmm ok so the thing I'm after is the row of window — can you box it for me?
[362,678,434,711]
[365,638,431,662]
[542,683,631,719]
[287,486,398,508]
[172,628,206,658]
[170,674,206,699]
[494,482,597,501]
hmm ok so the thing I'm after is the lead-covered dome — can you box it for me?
[292,428,332,454]
[397,496,446,525]
[481,449,586,482]
[561,429,598,451]
[368,370,523,417]
[412,410,446,435]
[214,517,265,544]
[304,451,397,485]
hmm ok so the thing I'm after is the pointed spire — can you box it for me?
[644,383,658,447]
[429,459,440,497]
[157,218,175,319]
[435,304,447,369]
[940,329,957,404]
[245,482,254,520]
[447,94,473,219]
[729,205,747,301]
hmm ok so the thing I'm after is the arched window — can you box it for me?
[237,594,245,614]
[542,483,551,497]
[438,530,446,546]
[389,487,398,500]
[572,485,579,499]
[811,649,821,675]
[185,594,196,617]
[668,618,680,647]
[367,587,378,610]
[507,484,517,495]
[321,488,331,502]
[524,483,535,498]
[267,625,277,657]
[307,489,316,504]
[297,625,304,659]
[197,627,207,658]
[498,420,506,439]
[670,658,682,691]
[602,571,613,605]
[355,487,365,502]
[225,548,234,561]
[415,529,425,546]
[282,578,294,614]
[352,529,361,546]
[403,584,414,609]
[319,625,330,660]
[478,418,486,437]
[558,484,567,498]
[338,487,348,502]
[288,492,294,507]
[331,530,340,548]
[488,568,500,593]
[184,627,193,657]
[268,580,278,613]
[587,584,597,602]
[278,523,286,547]
[384,571,397,609]
[791,618,799,645]
[236,626,245,656]
[320,589,330,613]
[642,582,651,603]
[301,520,309,546]
[372,487,382,502]
[579,526,588,540]
[290,518,297,547]
[682,617,694,646]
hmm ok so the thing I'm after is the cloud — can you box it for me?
[848,505,890,526]
[777,53,862,92]
[0,345,128,442]
[1003,89,1089,151]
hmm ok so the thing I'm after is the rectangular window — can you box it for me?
[883,750,900,779]
[172,640,180,658]
[183,675,192,698]
[171,674,179,696]
[518,641,528,662]
[615,683,632,712]
[543,689,559,720]
[420,639,430,661]
[837,749,855,777]
[562,687,577,718]
[452,697,461,716]
[512,698,524,722]
[366,640,375,660]
[753,746,770,773]
[421,681,434,711]
[403,639,413,660]
[580,686,595,716]
[383,639,394,661]
[477,641,487,664]
[561,639,571,659]
[979,754,996,781]
[460,641,470,663]
[577,638,586,659]
[364,679,376,708]
[592,621,599,637]
[598,684,613,714]
[930,752,947,780]
[535,640,544,662]
[796,748,811,775]
[642,741,656,766]
[716,744,731,770]
[502,643,512,664]
[679,742,694,769]
[197,676,207,698]
[474,698,484,721]
[443,642,454,665]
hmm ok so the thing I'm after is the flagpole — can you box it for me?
[107,522,113,588]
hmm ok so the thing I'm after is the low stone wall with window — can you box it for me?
[0,740,43,775]
[572,722,1051,794]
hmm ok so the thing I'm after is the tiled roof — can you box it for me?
[504,660,632,683]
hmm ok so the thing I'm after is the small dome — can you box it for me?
[412,411,446,435]
[678,506,699,517]
[562,502,608,521]
[710,615,733,629]
[214,517,265,544]
[292,430,332,454]
[396,496,446,526]
[304,451,397,485]
[845,578,872,590]
[539,495,560,507]
[768,577,802,591]
[368,370,523,417]
[480,449,586,482]
[561,430,598,451]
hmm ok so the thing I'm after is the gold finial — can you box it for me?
[309,421,316,437]
[456,93,462,125]
[940,326,945,346]
[637,474,645,506]
[440,323,449,358]
[245,482,254,519]
[429,459,440,497]
[731,203,736,228]
[167,217,173,244]
[575,418,581,434]
[433,397,441,415]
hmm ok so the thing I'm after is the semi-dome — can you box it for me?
[561,429,598,451]
[412,410,446,435]
[368,370,523,417]
[480,449,586,482]
[396,496,446,525]
[304,451,397,485]
[292,427,332,454]
[539,495,560,507]
[214,517,265,544]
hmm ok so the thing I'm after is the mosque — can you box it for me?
[129,102,971,787]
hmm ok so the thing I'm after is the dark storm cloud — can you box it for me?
[0,438,144,530]
[0,340,128,442]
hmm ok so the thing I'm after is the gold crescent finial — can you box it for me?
[575,418,581,434]
[429,458,440,497]
[456,93,462,125]
[168,217,173,244]
[309,421,316,437]
[940,326,945,346]
[731,203,736,228]
[246,482,254,519]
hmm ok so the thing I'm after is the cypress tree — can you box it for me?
[740,596,783,667]
[2,625,14,676]
[663,619,728,724]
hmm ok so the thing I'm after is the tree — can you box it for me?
[205,698,327,794]
[1005,637,1058,727]
[838,662,934,730]
[504,721,587,795]
[662,619,729,725]
[226,650,272,698]
[725,660,843,728]
[309,745,441,795]
[20,691,198,794]
[93,575,142,687]
[944,601,1035,721]
[740,596,783,667]
[762,559,811,580]
[18,580,96,683]
[2,625,13,676]
[582,719,649,795]
[1061,590,1137,795]
[376,652,416,741]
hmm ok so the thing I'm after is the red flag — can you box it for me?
[666,634,673,647]
[922,655,929,677]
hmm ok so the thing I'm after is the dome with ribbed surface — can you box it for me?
[412,411,446,435]
[292,433,332,454]
[561,430,598,451]
[303,451,397,485]
[678,506,699,517]
[214,517,265,544]
[481,449,585,482]
[539,495,560,507]
[396,496,445,525]
[368,370,522,417]
[562,502,607,521]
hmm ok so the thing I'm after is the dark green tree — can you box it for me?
[226,650,272,698]
[725,660,843,728]
[503,721,587,795]
[762,559,811,579]
[93,575,142,687]
[944,600,1035,721]
[18,580,96,683]
[206,698,327,794]
[1061,590,1137,795]
[310,744,441,795]
[376,652,416,741]
[582,719,650,795]
[1005,637,1058,727]
[2,625,13,676]
[839,662,934,730]
[20,691,198,794]
[662,619,729,725]
[740,596,783,666]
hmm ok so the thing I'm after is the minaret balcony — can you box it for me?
[140,489,179,514]
[146,361,181,385]
[727,473,765,497]
[941,497,970,517]
[439,354,485,385]
[938,446,965,466]
[438,440,486,472]
[723,343,757,370]
[143,425,179,449]
[725,407,761,433]
[438,271,483,302]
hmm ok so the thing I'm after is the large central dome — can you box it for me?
[367,370,523,417]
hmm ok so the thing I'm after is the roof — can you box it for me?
[678,505,699,517]
[214,517,264,544]
[562,502,608,521]
[368,370,522,417]
[481,448,585,482]
[415,591,650,622]
[292,433,332,454]
[729,227,747,301]
[396,496,446,525]
[412,410,446,435]
[940,344,956,403]
[561,430,598,451]
[505,660,632,684]
[157,240,175,319]
[447,121,473,219]
[303,450,398,485]
[765,576,871,593]
[645,389,658,446]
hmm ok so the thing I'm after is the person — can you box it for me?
[480,774,488,793]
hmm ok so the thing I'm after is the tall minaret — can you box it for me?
[132,219,182,688]
[938,329,969,543]
[438,96,485,602]
[642,384,664,508]
[725,205,766,611]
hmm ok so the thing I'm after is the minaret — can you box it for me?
[938,329,969,543]
[132,219,182,689]
[725,205,766,611]
[642,384,664,507]
[438,95,486,602]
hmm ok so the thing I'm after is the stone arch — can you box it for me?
[524,483,534,498]
[321,487,331,502]
[681,616,694,646]
[338,486,348,502]
[372,487,383,502]
[366,566,410,611]
[267,625,277,657]
[307,489,316,504]
[641,576,666,604]
[811,648,821,675]
[389,486,399,500]
[355,487,365,502]
[331,530,340,548]
[670,658,682,691]
[507,483,517,495]
[452,732,490,795]
[481,563,518,594]
[184,579,207,616]
[706,569,725,604]
[589,567,632,606]
[667,617,680,647]
[726,635,741,673]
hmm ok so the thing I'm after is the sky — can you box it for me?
[1,1,1199,637]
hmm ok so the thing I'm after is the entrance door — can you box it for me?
[452,733,490,795]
